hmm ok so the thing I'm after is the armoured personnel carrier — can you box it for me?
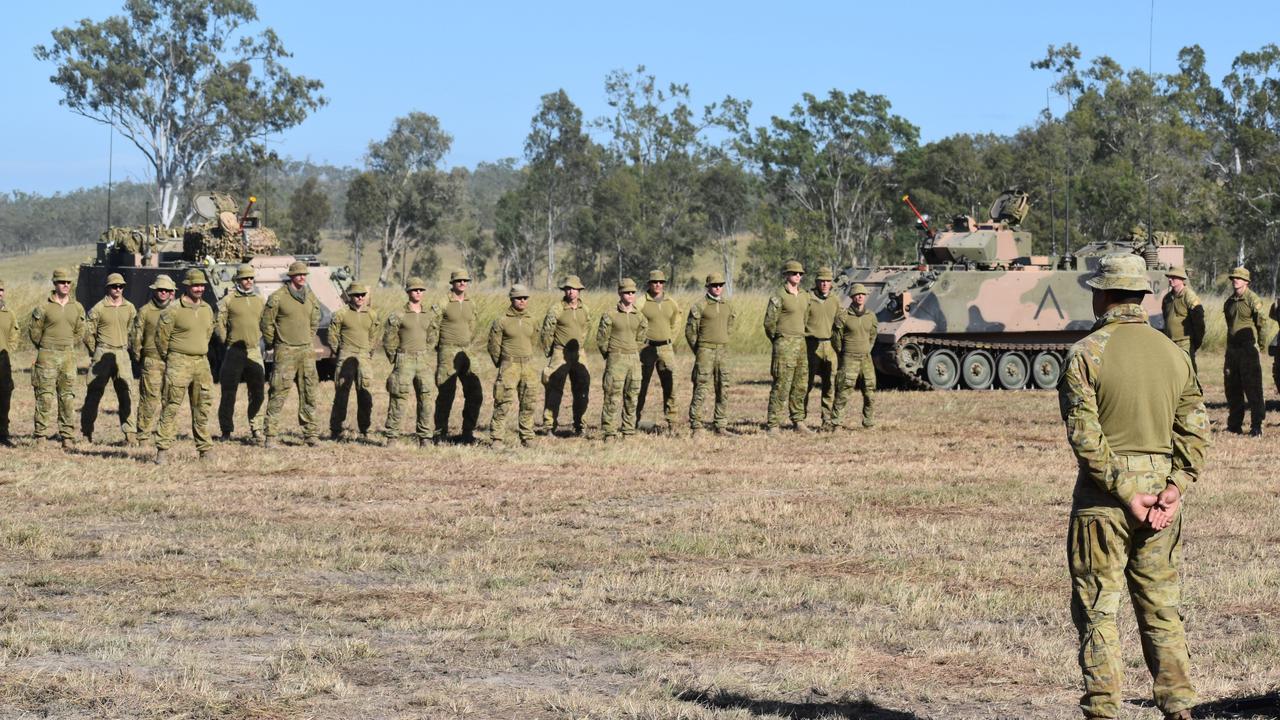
[839,191,1183,390]
[77,192,354,377]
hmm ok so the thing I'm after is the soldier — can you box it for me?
[261,261,321,447]
[636,270,680,433]
[1160,266,1204,373]
[131,274,175,443]
[1272,300,1280,395]
[763,260,810,434]
[829,283,877,430]
[1222,267,1269,436]
[215,264,266,441]
[328,283,381,441]
[803,266,841,430]
[1059,254,1209,720]
[597,278,648,443]
[82,273,139,444]
[29,268,86,449]
[154,269,216,463]
[0,278,18,446]
[383,277,439,447]
[540,275,590,435]
[433,269,482,443]
[487,284,539,447]
[686,272,736,436]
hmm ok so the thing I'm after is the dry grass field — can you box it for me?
[1,266,1278,718]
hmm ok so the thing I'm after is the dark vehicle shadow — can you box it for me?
[675,687,925,720]
[1129,691,1280,718]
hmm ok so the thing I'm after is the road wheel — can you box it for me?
[996,352,1029,390]
[961,350,995,390]
[924,349,960,390]
[1032,351,1062,389]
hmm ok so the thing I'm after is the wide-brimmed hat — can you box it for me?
[183,269,209,286]
[815,266,834,282]
[405,277,428,291]
[850,283,869,296]
[286,261,310,276]
[559,275,585,290]
[51,268,74,283]
[449,269,470,282]
[234,264,256,281]
[648,270,667,283]
[618,278,638,293]
[1229,267,1251,283]
[705,272,726,286]
[149,274,176,291]
[508,284,530,299]
[1085,254,1152,294]
[782,260,805,274]
[105,273,126,286]
[347,283,369,295]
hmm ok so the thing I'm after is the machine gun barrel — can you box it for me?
[902,194,934,238]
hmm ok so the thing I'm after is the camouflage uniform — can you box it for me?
[597,284,648,440]
[488,290,538,445]
[830,301,877,429]
[0,285,19,443]
[1222,273,1268,434]
[216,284,266,438]
[804,280,841,427]
[328,295,381,439]
[131,282,173,442]
[1059,255,1209,720]
[155,293,216,455]
[433,292,482,441]
[1272,300,1280,394]
[261,278,321,443]
[1160,271,1204,374]
[540,290,591,434]
[383,298,439,442]
[763,273,810,430]
[685,280,736,433]
[637,277,681,429]
[29,287,86,442]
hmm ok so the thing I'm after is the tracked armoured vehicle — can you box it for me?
[839,191,1183,390]
[77,192,353,378]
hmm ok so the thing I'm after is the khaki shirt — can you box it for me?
[832,307,877,357]
[488,306,536,364]
[0,302,19,354]
[86,297,138,354]
[596,304,648,355]
[540,298,589,353]
[384,302,440,359]
[1224,288,1269,352]
[217,289,265,351]
[132,297,171,360]
[1161,286,1204,350]
[804,290,841,340]
[157,294,215,357]
[436,294,477,348]
[639,293,681,344]
[330,305,382,355]
[261,284,320,347]
[685,294,736,349]
[29,294,86,350]
[763,285,808,340]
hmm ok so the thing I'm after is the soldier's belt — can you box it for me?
[169,350,208,358]
[696,341,727,348]
[273,342,312,349]
[646,339,671,346]
[807,337,832,342]
[98,343,127,350]
[37,342,75,350]
[500,355,533,362]
[1112,453,1172,471]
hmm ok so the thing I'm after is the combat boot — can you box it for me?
[250,429,261,442]
[714,426,729,436]
[261,436,274,449]
[198,449,212,460]
[765,427,780,437]
[305,437,319,447]
[1249,426,1263,437]
[61,437,76,452]
[418,437,432,449]
[690,426,704,438]
[154,449,168,465]
[1163,710,1192,720]
[793,422,812,435]
[862,418,876,428]
[125,434,139,447]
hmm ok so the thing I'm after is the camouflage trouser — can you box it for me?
[0,351,12,439]
[688,344,730,431]
[490,357,539,443]
[830,354,876,428]
[81,346,136,440]
[1223,346,1264,432]
[766,336,808,428]
[637,342,677,427]
[155,352,213,453]
[805,337,837,425]
[435,345,483,440]
[32,347,77,440]
[265,344,319,440]
[542,342,590,431]
[136,354,166,441]
[385,350,433,440]
[1068,455,1194,720]
[1273,350,1280,396]
[601,352,641,439]
[331,351,375,436]
[219,345,265,436]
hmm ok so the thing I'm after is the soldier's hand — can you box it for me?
[1149,484,1182,531]
[1127,493,1158,526]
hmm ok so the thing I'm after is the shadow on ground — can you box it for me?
[1194,691,1280,719]
[675,687,924,720]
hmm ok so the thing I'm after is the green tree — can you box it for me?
[699,160,753,294]
[523,90,599,288]
[34,0,325,227]
[287,176,330,255]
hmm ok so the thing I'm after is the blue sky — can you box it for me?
[3,0,1278,194]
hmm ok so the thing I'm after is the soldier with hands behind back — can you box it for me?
[215,264,266,441]
[1058,254,1209,720]
[1222,267,1269,436]
[0,279,18,446]
[540,275,590,436]
[433,270,482,443]
[803,266,841,430]
[597,278,648,442]
[1160,266,1204,374]
[636,270,680,433]
[82,273,138,445]
[328,283,381,441]
[829,283,877,430]
[488,284,539,447]
[132,275,175,444]
[763,260,810,434]
[154,269,216,464]
[383,277,439,447]
[686,272,736,436]
[30,268,86,449]
[261,261,322,447]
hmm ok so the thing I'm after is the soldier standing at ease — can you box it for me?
[155,269,216,463]
[803,266,841,430]
[1271,299,1280,394]
[540,275,590,435]
[829,283,877,430]
[686,272,736,436]
[328,283,381,441]
[433,270,482,443]
[1059,254,1209,720]
[29,268,86,449]
[0,279,18,446]
[215,265,266,441]
[1223,266,1269,436]
[383,277,439,447]
[82,273,138,444]
[636,270,680,433]
[261,261,321,447]
[131,274,175,443]
[1160,267,1204,373]
[487,284,539,447]
[763,260,810,434]
[597,278,648,443]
